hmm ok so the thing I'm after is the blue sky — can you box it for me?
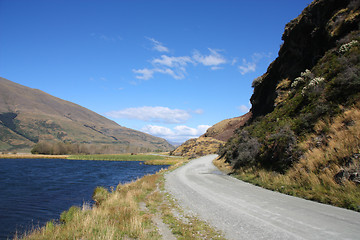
[0,0,313,143]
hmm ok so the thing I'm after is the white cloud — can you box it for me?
[106,106,191,124]
[142,125,174,136]
[132,67,185,80]
[142,124,211,143]
[238,59,256,75]
[193,48,227,67]
[238,52,272,75]
[238,105,250,113]
[193,109,204,114]
[156,67,185,80]
[146,37,169,52]
[150,55,194,80]
[132,68,155,80]
[152,55,193,68]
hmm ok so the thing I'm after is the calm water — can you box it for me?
[0,158,168,239]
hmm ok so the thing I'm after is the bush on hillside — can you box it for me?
[259,126,301,173]
[222,130,260,169]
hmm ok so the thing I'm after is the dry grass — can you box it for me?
[18,173,163,240]
[18,157,225,239]
[0,154,69,159]
[233,106,360,211]
[213,156,233,174]
[171,137,224,158]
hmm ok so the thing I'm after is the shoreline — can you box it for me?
[16,156,225,240]
[0,153,183,165]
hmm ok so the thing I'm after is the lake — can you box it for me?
[0,158,168,239]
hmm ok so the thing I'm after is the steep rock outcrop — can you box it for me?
[251,0,360,118]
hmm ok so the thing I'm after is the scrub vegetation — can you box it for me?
[218,33,360,211]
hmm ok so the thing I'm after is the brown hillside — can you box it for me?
[202,112,252,141]
[0,77,174,153]
[170,137,224,159]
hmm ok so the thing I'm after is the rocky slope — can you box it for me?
[223,0,360,171]
[216,0,360,210]
[250,0,360,117]
[0,77,174,153]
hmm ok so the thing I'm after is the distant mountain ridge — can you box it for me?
[0,77,174,153]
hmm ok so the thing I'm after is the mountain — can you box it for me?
[222,0,360,172]
[173,0,360,210]
[0,77,174,153]
[169,112,251,158]
[202,112,252,142]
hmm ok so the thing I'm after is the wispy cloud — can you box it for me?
[142,124,211,143]
[133,39,271,81]
[132,68,155,80]
[152,55,193,68]
[238,101,251,113]
[91,33,122,42]
[193,48,227,68]
[193,109,204,114]
[132,67,185,80]
[238,52,272,75]
[238,59,256,75]
[238,105,250,113]
[106,106,191,124]
[146,37,169,52]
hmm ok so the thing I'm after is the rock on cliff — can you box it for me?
[251,0,360,118]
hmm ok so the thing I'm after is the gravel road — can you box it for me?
[165,155,360,240]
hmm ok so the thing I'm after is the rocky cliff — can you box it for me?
[251,0,360,117]
[217,0,360,211]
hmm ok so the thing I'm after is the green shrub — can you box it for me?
[259,126,301,173]
[60,206,81,223]
[92,186,109,205]
[222,130,260,169]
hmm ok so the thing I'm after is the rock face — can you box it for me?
[171,0,360,160]
[251,0,360,118]
[221,0,360,173]
[0,77,174,153]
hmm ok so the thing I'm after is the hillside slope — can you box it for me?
[170,113,252,158]
[172,0,360,211]
[218,0,360,211]
[0,77,174,153]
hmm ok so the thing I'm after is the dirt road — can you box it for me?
[165,155,360,240]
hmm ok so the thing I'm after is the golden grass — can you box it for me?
[19,173,162,240]
[171,137,224,158]
[233,106,360,211]
[18,156,225,239]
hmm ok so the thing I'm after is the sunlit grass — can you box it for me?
[217,106,360,212]
[17,156,225,239]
